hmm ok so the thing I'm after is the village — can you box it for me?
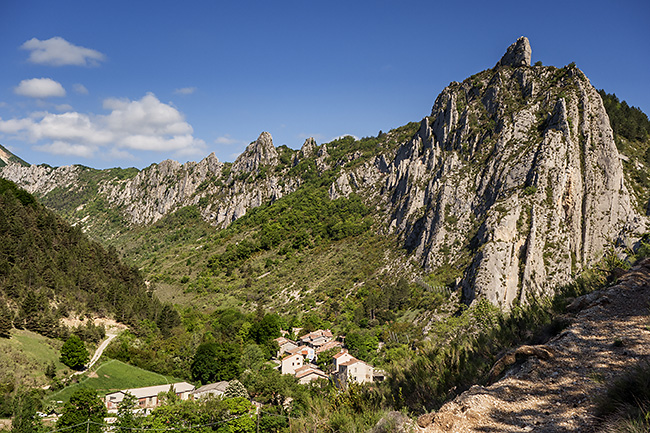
[104,329,383,412]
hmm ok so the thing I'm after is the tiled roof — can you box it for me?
[107,382,195,400]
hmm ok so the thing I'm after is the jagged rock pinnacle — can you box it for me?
[496,36,532,68]
[232,131,278,173]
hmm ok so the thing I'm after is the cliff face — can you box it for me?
[0,132,301,234]
[1,37,645,308]
[329,37,644,306]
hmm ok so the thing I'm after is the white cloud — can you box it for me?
[55,104,73,112]
[0,93,205,159]
[73,83,89,95]
[33,141,95,158]
[21,37,106,67]
[0,118,34,134]
[14,78,66,98]
[215,135,242,145]
[174,87,196,95]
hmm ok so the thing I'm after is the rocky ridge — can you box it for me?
[417,258,650,432]
[1,37,646,308]
[326,36,645,307]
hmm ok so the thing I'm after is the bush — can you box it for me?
[596,362,650,431]
[60,335,89,370]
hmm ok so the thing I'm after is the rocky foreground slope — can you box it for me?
[416,258,650,432]
[1,37,646,309]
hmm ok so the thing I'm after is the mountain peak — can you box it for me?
[232,131,278,173]
[496,36,531,68]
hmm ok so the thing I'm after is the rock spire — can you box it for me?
[496,36,532,67]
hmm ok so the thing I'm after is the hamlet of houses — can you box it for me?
[102,329,381,413]
[275,329,383,386]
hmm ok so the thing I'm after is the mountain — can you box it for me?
[1,37,647,311]
[0,144,29,168]
[0,177,163,337]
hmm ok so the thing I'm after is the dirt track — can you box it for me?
[421,259,650,432]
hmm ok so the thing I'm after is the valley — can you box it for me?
[1,37,650,432]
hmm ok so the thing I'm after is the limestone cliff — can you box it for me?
[0,132,301,234]
[1,37,645,308]
[327,37,645,307]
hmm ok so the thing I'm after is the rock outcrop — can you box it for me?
[326,37,644,307]
[496,36,532,68]
[0,132,300,232]
[1,37,645,309]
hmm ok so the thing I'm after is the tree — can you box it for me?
[60,335,89,370]
[11,392,41,433]
[0,304,12,338]
[56,389,107,433]
[191,342,242,384]
[44,362,56,380]
[224,380,249,399]
[115,393,142,433]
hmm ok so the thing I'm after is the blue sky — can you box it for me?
[0,0,648,169]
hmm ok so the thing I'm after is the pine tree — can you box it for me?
[60,335,89,370]
[0,304,12,338]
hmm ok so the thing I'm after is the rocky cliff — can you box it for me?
[0,133,302,235]
[327,36,645,307]
[1,37,645,308]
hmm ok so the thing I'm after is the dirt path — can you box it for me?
[421,258,650,432]
[72,331,121,376]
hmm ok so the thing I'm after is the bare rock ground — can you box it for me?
[421,258,650,432]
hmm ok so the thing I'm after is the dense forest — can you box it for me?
[0,178,175,338]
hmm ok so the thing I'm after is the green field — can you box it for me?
[0,329,66,388]
[48,359,185,403]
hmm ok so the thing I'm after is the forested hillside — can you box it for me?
[0,178,171,338]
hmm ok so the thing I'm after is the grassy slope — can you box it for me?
[0,330,66,388]
[48,359,184,403]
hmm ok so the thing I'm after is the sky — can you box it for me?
[0,0,648,170]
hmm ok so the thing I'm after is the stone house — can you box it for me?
[280,353,304,375]
[105,382,195,410]
[274,336,298,357]
[294,365,329,385]
[336,358,374,386]
[191,381,229,399]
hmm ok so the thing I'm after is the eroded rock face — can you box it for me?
[328,38,644,308]
[0,133,300,232]
[1,38,644,309]
[496,36,532,68]
[232,132,278,174]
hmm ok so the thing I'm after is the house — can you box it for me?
[314,340,342,356]
[299,329,333,349]
[336,358,374,386]
[294,365,329,385]
[280,353,304,375]
[332,349,355,372]
[274,337,299,357]
[191,381,229,399]
[289,345,315,362]
[105,382,195,410]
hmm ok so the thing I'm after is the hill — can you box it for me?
[2,37,647,314]
[420,257,650,432]
[0,178,162,335]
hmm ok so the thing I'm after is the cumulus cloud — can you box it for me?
[174,87,196,95]
[0,93,206,159]
[73,83,89,95]
[215,135,242,145]
[21,37,106,67]
[14,78,66,98]
[55,104,73,112]
[33,141,95,158]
